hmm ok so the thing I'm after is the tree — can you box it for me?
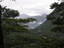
[2,9,19,19]
[47,2,64,33]
[0,4,36,48]
[0,5,3,48]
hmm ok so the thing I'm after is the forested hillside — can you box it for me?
[1,0,64,48]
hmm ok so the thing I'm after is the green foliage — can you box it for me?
[1,5,36,48]
[1,1,64,48]
[1,5,36,33]
[51,25,64,33]
[4,33,64,48]
[50,2,59,9]
[1,6,19,19]
[47,14,56,20]
[47,2,64,33]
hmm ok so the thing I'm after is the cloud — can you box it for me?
[1,0,59,16]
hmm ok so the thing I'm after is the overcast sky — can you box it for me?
[1,0,59,16]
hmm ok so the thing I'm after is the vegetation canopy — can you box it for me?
[1,0,64,48]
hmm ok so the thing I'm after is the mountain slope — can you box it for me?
[27,16,46,29]
[15,14,30,19]
[15,14,47,29]
[32,20,64,38]
[31,4,64,37]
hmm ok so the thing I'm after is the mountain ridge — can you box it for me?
[15,13,47,29]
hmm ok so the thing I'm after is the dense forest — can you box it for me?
[0,0,64,48]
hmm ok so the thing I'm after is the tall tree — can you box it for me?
[47,2,64,33]
[0,5,3,48]
[1,4,36,48]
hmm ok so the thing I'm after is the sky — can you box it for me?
[1,0,59,16]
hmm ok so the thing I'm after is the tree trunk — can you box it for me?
[0,5,4,48]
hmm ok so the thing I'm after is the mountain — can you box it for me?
[27,15,47,29]
[15,14,30,19]
[31,20,64,38]
[31,11,64,38]
[15,14,47,29]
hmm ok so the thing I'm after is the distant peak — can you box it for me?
[20,14,30,16]
[40,13,47,18]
